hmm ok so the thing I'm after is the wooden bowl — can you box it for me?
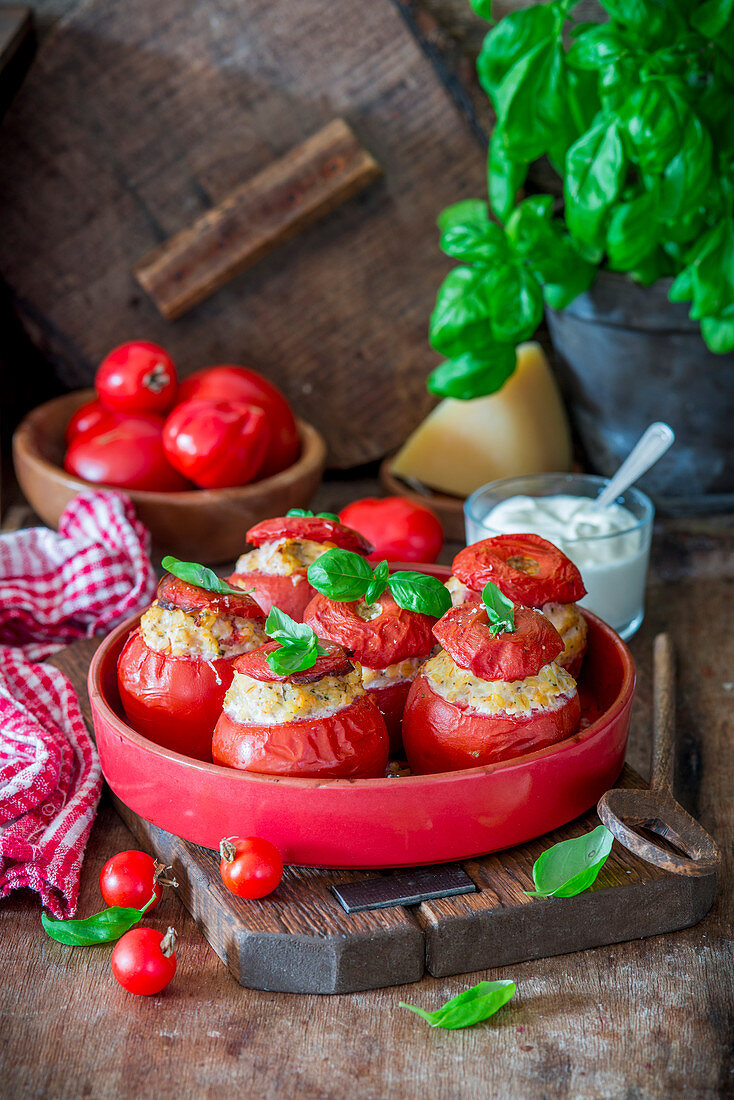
[12,389,327,563]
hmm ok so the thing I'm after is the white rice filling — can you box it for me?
[140,603,267,661]
[542,601,587,669]
[224,666,365,725]
[235,538,335,577]
[361,656,425,689]
[422,650,576,719]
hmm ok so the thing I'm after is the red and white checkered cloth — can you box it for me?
[0,491,157,916]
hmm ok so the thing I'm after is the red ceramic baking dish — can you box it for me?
[88,566,635,867]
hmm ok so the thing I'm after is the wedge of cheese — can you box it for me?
[391,342,572,498]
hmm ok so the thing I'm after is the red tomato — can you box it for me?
[339,497,443,563]
[177,365,300,477]
[213,694,389,778]
[303,591,434,668]
[232,639,353,684]
[117,629,236,761]
[162,399,269,489]
[452,534,586,607]
[157,573,264,621]
[219,836,283,899]
[111,927,177,996]
[96,341,178,415]
[65,399,125,445]
[246,515,373,556]
[227,571,317,621]
[402,674,581,774]
[100,850,162,911]
[64,416,191,491]
[434,603,564,682]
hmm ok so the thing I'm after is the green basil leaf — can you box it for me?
[659,115,713,220]
[606,191,659,270]
[364,560,390,605]
[264,606,314,645]
[526,824,614,898]
[317,512,340,522]
[497,39,557,162]
[286,509,340,521]
[476,4,555,100]
[427,345,516,401]
[467,0,493,18]
[400,980,516,1029]
[488,129,528,223]
[429,267,497,356]
[567,25,630,71]
[542,261,597,311]
[161,556,247,598]
[668,265,694,303]
[307,548,374,602]
[691,0,734,38]
[486,262,544,342]
[482,581,515,635]
[701,305,734,353]
[388,572,452,618]
[619,82,684,173]
[266,637,327,676]
[42,893,157,945]
[564,118,626,249]
[439,204,509,264]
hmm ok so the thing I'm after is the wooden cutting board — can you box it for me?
[49,638,716,995]
[0,0,489,467]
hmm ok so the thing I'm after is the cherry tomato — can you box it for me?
[403,674,581,774]
[219,836,284,899]
[96,341,178,415]
[177,365,300,477]
[434,603,564,682]
[246,515,373,556]
[339,497,443,564]
[452,534,586,607]
[64,416,191,491]
[111,927,177,996]
[162,399,270,489]
[100,850,161,910]
[65,399,125,445]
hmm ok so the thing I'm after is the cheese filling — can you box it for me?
[235,539,336,577]
[140,603,267,661]
[446,575,473,606]
[224,666,365,725]
[423,650,576,719]
[361,656,425,690]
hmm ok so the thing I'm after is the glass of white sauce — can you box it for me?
[464,473,654,640]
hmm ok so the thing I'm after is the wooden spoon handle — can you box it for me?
[651,632,676,794]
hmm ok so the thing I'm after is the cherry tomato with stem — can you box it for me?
[96,341,178,416]
[339,497,444,564]
[163,399,270,489]
[64,416,191,491]
[100,850,177,911]
[176,365,300,477]
[219,836,284,899]
[111,927,178,996]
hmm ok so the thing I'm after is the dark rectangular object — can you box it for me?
[332,866,477,914]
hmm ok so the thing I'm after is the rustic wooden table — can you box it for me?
[1,486,732,1099]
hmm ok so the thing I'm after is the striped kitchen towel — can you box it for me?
[0,491,156,916]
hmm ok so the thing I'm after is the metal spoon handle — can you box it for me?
[594,422,675,510]
[651,633,676,794]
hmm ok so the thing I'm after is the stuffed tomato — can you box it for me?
[402,600,581,774]
[212,641,389,778]
[228,514,373,621]
[118,574,267,761]
[448,534,588,678]
[303,591,434,754]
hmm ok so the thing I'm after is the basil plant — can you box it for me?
[428,0,734,401]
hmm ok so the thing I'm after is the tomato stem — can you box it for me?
[153,859,179,889]
[220,838,237,863]
[160,927,178,957]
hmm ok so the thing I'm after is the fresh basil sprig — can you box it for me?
[264,607,328,675]
[42,892,157,946]
[162,555,246,597]
[526,824,614,898]
[307,549,452,618]
[286,508,341,522]
[482,582,516,635]
[400,979,516,1029]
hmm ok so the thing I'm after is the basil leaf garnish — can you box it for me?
[307,548,374,602]
[364,559,390,605]
[388,571,452,618]
[264,607,327,675]
[526,825,614,899]
[286,508,341,522]
[41,892,157,946]
[162,555,245,597]
[482,581,516,635]
[287,508,312,517]
[400,979,515,1029]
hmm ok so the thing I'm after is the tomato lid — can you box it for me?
[434,601,564,681]
[157,575,265,619]
[233,640,354,684]
[303,592,434,668]
[452,534,586,606]
[246,516,373,555]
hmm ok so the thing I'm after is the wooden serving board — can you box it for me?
[49,638,717,995]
